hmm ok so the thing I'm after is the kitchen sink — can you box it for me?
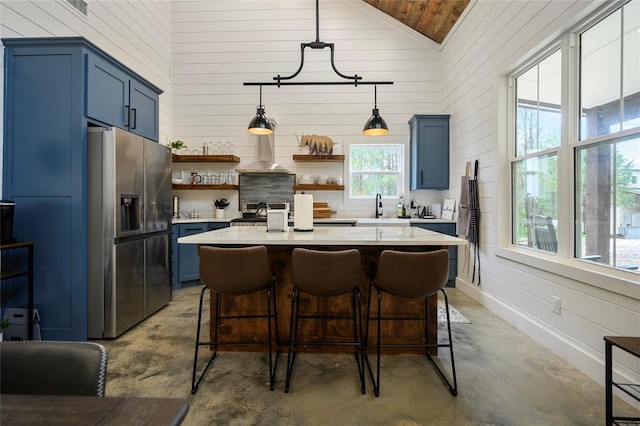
[355,218,410,227]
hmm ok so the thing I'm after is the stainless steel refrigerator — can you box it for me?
[87,127,172,339]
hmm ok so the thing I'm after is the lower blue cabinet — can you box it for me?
[171,225,179,288]
[411,222,457,287]
[174,222,230,289]
[178,223,207,284]
[208,223,229,232]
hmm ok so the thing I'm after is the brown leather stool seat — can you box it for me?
[366,249,458,396]
[191,245,280,394]
[285,248,366,394]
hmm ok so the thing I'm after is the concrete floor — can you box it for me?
[98,286,639,425]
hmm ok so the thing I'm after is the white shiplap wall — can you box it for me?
[441,0,640,408]
[0,0,173,185]
[171,0,443,217]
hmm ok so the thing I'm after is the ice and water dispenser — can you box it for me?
[120,194,140,233]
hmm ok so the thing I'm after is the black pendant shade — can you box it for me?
[248,86,274,135]
[248,106,273,135]
[363,86,388,136]
[363,108,388,136]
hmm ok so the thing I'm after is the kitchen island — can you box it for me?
[179,226,467,353]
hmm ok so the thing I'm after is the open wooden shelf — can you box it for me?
[293,184,344,191]
[172,184,239,191]
[292,155,344,162]
[172,154,240,163]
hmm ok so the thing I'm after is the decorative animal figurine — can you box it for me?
[299,134,334,150]
[296,134,334,157]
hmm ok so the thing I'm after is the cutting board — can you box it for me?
[313,202,335,218]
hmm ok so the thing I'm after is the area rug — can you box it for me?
[438,301,471,323]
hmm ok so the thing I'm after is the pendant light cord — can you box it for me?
[315,0,320,43]
[374,85,378,109]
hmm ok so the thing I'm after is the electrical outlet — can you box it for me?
[552,296,561,314]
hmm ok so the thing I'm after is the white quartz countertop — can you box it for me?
[177,226,467,246]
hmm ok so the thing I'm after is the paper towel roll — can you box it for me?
[294,194,314,231]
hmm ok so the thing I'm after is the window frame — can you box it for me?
[347,143,405,200]
[509,43,563,253]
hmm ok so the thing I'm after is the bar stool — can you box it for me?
[191,245,280,394]
[285,248,366,394]
[365,249,457,397]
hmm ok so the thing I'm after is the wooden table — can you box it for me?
[179,226,467,354]
[0,394,189,425]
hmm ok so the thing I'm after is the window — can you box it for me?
[580,2,640,139]
[512,50,562,251]
[510,0,640,273]
[515,50,562,157]
[575,135,640,268]
[512,153,559,251]
[576,0,640,270]
[349,144,403,198]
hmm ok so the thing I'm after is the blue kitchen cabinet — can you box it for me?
[175,222,230,287]
[87,51,159,141]
[171,225,179,289]
[2,37,162,341]
[208,223,230,232]
[409,115,450,190]
[178,224,208,283]
[411,222,457,286]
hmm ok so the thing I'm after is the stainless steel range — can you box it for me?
[231,202,290,226]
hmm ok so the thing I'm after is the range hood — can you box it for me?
[236,120,292,174]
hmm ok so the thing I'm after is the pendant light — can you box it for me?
[244,0,393,135]
[363,85,388,136]
[248,85,273,135]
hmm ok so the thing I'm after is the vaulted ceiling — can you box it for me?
[363,0,470,44]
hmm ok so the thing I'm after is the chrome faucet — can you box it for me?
[375,193,383,218]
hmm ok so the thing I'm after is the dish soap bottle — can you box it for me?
[397,202,403,218]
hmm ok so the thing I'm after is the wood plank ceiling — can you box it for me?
[363,0,470,44]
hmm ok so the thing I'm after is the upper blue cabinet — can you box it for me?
[2,37,162,341]
[87,54,159,141]
[409,114,450,190]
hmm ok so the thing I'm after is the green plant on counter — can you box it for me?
[214,199,230,209]
[0,317,11,333]
[170,140,187,151]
